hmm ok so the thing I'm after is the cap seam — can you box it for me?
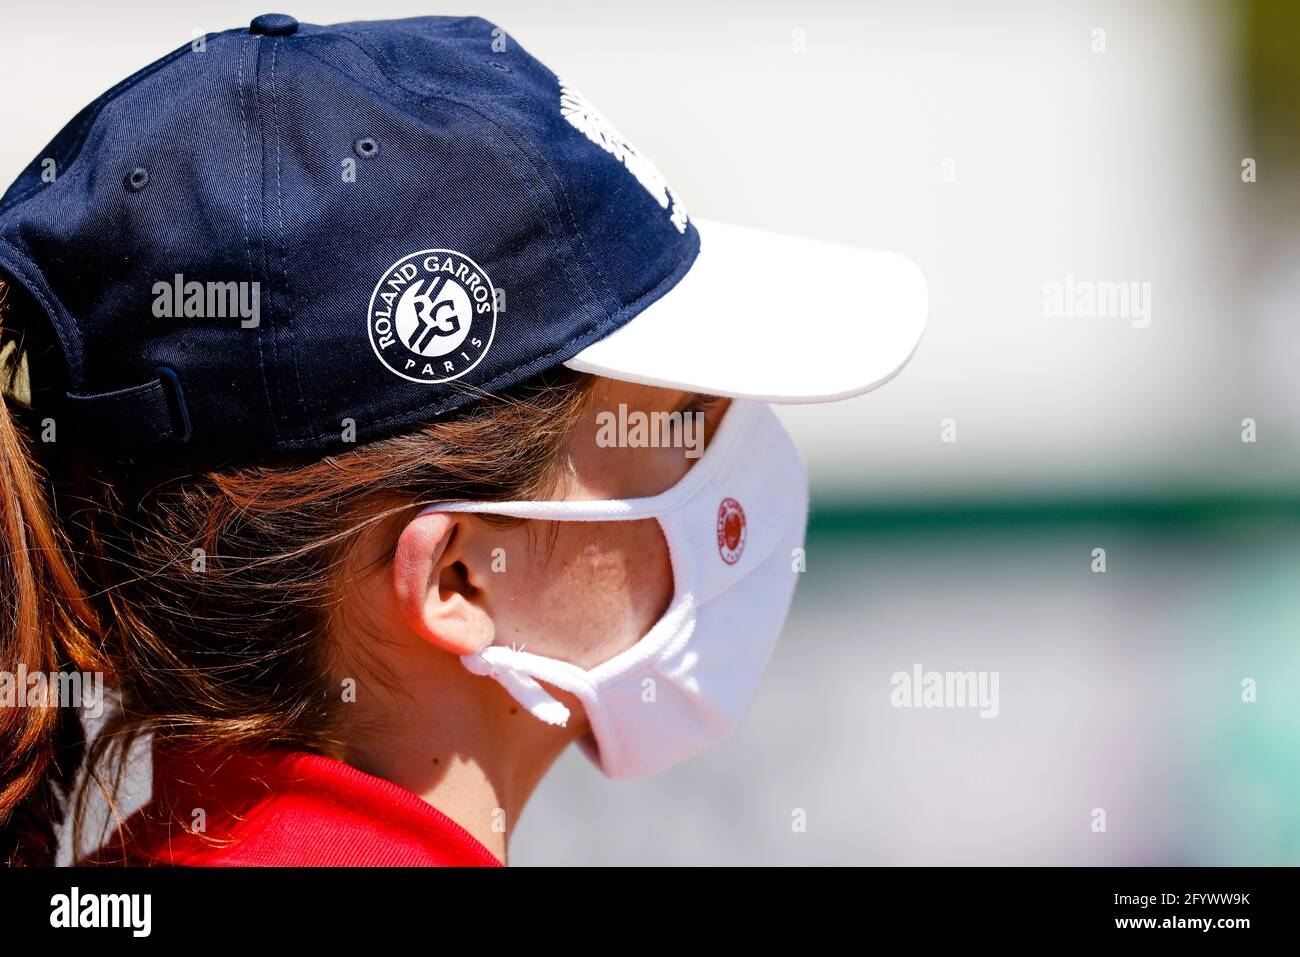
[235,33,279,448]
[0,235,84,386]
[438,90,613,314]
[444,88,619,316]
[0,39,207,218]
[307,30,617,314]
[267,38,309,440]
[249,36,286,446]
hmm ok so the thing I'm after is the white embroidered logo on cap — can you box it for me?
[367,249,497,384]
[559,78,689,234]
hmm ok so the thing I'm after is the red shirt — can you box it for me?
[80,741,502,867]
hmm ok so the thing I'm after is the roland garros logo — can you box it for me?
[717,497,746,565]
[368,249,497,383]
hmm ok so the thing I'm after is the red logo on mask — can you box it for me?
[717,498,747,565]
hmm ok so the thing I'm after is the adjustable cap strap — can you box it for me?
[62,366,192,446]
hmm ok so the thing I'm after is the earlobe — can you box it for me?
[392,510,493,657]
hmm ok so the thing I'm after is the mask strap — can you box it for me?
[413,400,759,525]
[462,646,573,726]
[420,493,673,523]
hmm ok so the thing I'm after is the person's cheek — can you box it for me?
[605,517,674,650]
[493,519,673,671]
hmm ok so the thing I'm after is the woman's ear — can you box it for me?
[392,511,494,657]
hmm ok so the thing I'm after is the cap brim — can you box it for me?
[564,218,928,403]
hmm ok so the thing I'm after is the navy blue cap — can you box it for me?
[0,15,699,458]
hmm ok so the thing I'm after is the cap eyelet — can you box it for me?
[485,59,511,73]
[354,138,380,158]
[125,167,150,192]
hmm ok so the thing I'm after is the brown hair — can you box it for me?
[0,272,596,865]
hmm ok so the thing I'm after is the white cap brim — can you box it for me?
[564,218,928,403]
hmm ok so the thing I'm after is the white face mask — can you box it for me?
[417,399,809,779]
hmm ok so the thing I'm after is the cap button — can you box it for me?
[250,13,299,36]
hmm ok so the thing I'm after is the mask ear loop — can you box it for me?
[462,649,573,726]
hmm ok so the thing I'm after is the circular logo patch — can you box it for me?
[716,497,747,565]
[367,249,497,383]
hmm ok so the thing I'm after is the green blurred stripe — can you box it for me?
[807,493,1300,538]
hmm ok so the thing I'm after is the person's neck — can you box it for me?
[340,656,578,864]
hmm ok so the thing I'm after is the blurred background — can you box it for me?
[6,0,1298,864]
